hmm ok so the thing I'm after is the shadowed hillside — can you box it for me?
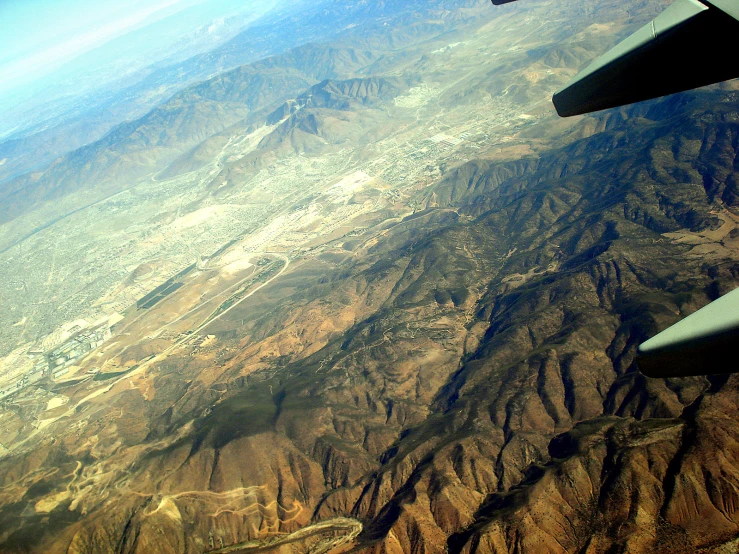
[2,88,738,553]
[2,1,739,552]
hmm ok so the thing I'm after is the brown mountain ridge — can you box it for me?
[1,87,738,553]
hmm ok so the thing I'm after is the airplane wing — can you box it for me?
[491,0,739,377]
[493,0,739,116]
[636,287,739,378]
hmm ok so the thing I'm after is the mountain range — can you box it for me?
[1,1,738,553]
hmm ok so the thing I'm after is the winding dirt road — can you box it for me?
[208,517,363,554]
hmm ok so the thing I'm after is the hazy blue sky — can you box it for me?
[0,0,279,103]
[0,1,200,87]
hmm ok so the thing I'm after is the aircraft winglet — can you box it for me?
[552,0,739,116]
[637,287,739,377]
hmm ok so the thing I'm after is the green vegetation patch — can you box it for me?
[93,365,138,381]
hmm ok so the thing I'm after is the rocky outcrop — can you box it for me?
[3,52,739,554]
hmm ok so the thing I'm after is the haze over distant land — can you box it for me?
[1,1,739,553]
[0,0,280,139]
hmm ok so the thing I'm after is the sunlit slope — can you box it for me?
[0,0,671,236]
[0,46,380,231]
[1,87,738,553]
[0,0,481,187]
[0,0,635,357]
[2,0,738,552]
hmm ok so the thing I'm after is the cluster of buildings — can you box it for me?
[40,321,113,378]
[0,315,122,401]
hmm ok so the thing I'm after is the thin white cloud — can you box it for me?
[0,0,190,90]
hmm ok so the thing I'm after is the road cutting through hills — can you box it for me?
[9,252,290,453]
[207,517,363,554]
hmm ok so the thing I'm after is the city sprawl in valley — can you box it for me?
[2,1,739,553]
